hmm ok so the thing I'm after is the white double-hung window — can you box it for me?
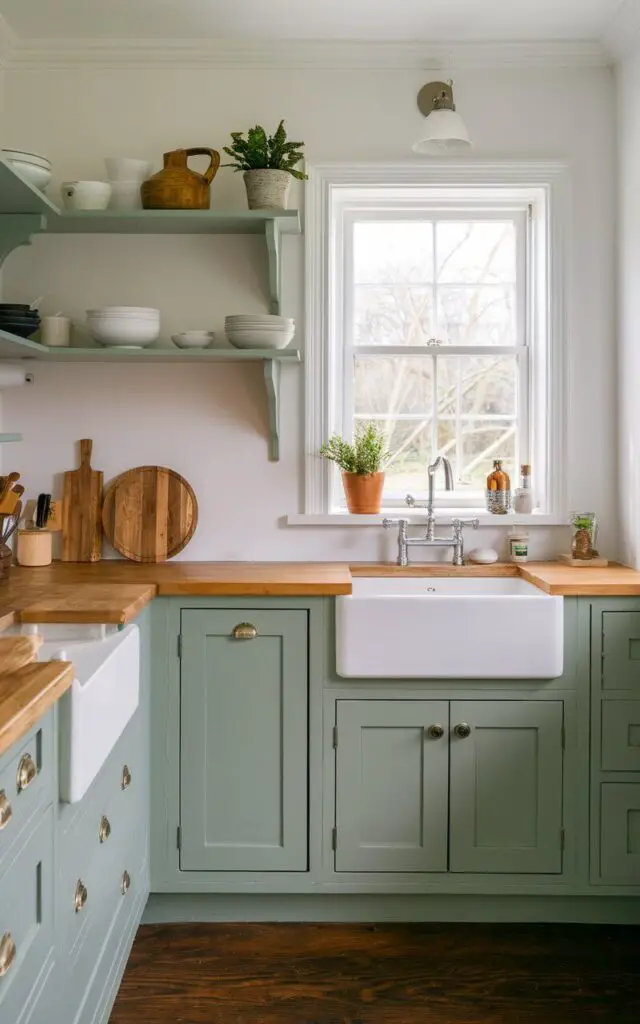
[303,164,568,520]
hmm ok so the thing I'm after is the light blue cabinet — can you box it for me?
[449,700,564,874]
[335,700,449,872]
[179,608,308,872]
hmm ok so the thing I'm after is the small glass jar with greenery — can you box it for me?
[320,424,389,514]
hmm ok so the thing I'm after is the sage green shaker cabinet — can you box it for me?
[179,609,308,872]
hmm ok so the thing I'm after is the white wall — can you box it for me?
[617,50,640,568]
[0,63,616,560]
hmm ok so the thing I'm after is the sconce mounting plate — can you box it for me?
[417,81,454,116]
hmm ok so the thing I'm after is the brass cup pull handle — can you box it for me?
[121,765,132,790]
[454,723,472,739]
[74,879,88,913]
[99,815,111,843]
[427,724,444,739]
[232,623,258,641]
[0,791,12,830]
[16,753,37,792]
[0,932,16,976]
[121,870,131,896]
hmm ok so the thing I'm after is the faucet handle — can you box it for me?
[404,494,427,509]
[382,517,409,529]
[452,517,480,534]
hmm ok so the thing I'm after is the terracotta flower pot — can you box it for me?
[342,472,385,514]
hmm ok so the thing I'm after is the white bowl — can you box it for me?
[109,181,143,210]
[61,180,112,211]
[172,331,215,349]
[104,157,152,183]
[3,150,52,191]
[87,306,159,319]
[226,331,293,350]
[226,316,293,324]
[87,315,160,347]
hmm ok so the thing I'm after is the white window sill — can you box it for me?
[286,511,568,527]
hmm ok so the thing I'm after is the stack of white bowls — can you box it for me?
[86,306,160,348]
[105,158,152,211]
[224,314,295,350]
[2,150,52,192]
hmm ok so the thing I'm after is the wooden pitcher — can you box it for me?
[141,148,220,210]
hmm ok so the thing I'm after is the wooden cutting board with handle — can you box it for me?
[61,438,103,562]
[101,466,198,563]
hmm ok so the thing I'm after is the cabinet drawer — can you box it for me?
[600,783,640,883]
[0,808,54,1024]
[601,701,640,771]
[0,713,53,867]
[601,612,640,690]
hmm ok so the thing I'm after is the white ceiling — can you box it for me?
[0,0,627,42]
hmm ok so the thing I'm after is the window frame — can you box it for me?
[303,162,569,521]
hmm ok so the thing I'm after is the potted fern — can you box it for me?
[222,120,308,210]
[320,423,389,514]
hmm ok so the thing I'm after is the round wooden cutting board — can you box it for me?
[102,466,198,563]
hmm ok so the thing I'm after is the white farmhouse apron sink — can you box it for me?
[8,622,140,802]
[336,577,563,679]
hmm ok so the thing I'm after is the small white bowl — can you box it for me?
[61,180,112,211]
[172,331,215,349]
[226,330,293,350]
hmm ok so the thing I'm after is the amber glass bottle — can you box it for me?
[486,459,511,514]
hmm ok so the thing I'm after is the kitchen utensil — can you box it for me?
[141,148,220,210]
[0,503,22,543]
[16,529,53,567]
[0,484,23,515]
[0,472,20,509]
[41,315,71,346]
[61,439,103,562]
[101,466,198,563]
[104,157,152,183]
[0,635,43,673]
[61,181,112,211]
[2,150,52,191]
[171,331,215,349]
[108,181,143,211]
[23,497,62,533]
[35,493,51,529]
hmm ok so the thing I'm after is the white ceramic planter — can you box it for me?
[243,169,292,210]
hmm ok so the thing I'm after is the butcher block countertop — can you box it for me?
[0,661,73,757]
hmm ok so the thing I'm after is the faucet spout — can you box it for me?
[428,456,454,491]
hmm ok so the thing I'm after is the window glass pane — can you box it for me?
[437,355,517,418]
[354,222,433,284]
[437,285,516,346]
[461,421,517,490]
[436,221,516,284]
[383,422,434,497]
[354,355,433,415]
[354,286,434,346]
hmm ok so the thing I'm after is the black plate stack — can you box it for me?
[0,303,40,338]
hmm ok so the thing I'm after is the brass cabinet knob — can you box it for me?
[121,870,131,896]
[74,879,88,913]
[0,933,16,977]
[0,791,12,830]
[232,623,258,640]
[16,753,37,792]
[121,765,132,790]
[427,724,444,739]
[99,815,111,843]
[454,723,472,739]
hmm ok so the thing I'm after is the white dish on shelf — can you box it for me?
[62,180,112,211]
[87,306,159,319]
[226,330,293,350]
[87,310,160,347]
[171,331,215,349]
[109,181,143,210]
[2,149,52,191]
[104,157,152,183]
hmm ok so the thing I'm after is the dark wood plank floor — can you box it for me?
[110,923,640,1024]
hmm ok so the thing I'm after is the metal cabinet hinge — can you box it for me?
[177,826,181,850]
[332,726,338,749]
[177,635,182,659]
[331,827,337,851]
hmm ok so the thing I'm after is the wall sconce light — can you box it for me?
[412,80,471,155]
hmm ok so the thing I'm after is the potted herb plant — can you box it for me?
[320,423,389,514]
[222,120,308,210]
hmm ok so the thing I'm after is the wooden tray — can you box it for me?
[102,466,198,563]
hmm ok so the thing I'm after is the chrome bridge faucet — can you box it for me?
[383,456,479,567]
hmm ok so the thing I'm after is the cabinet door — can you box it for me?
[180,609,308,871]
[601,612,640,690]
[449,701,563,874]
[335,700,449,872]
[600,783,640,883]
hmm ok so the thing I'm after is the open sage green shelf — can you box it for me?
[0,157,303,461]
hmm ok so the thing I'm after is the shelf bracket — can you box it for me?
[263,359,281,461]
[0,214,47,268]
[264,219,283,315]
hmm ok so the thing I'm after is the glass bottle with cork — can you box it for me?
[514,464,533,514]
[486,459,511,514]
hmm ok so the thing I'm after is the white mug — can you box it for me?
[61,180,112,211]
[41,315,71,346]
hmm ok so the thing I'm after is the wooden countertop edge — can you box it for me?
[155,581,352,596]
[17,583,158,625]
[0,661,74,758]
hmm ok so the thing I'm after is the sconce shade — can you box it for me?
[413,81,471,155]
